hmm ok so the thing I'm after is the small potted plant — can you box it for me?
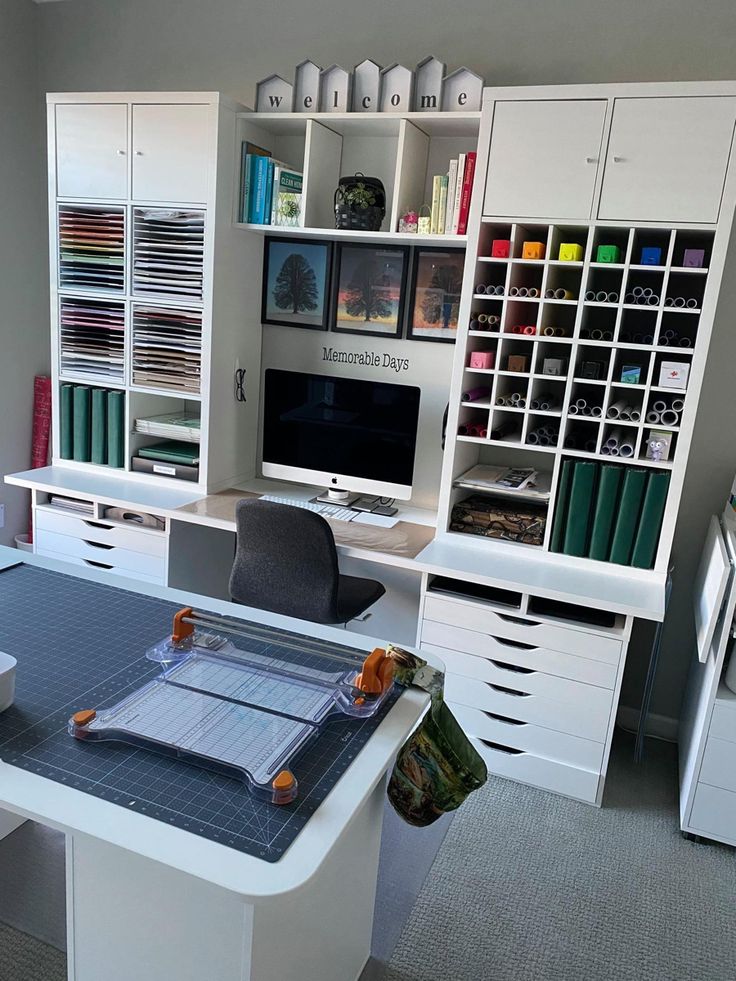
[334,173,386,231]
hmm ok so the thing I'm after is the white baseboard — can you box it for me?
[617,705,678,743]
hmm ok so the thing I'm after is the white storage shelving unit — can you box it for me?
[233,110,480,243]
[437,83,736,578]
[47,92,263,494]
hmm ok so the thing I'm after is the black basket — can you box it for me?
[334,173,386,232]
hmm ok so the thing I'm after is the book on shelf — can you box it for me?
[437,175,449,235]
[450,152,466,235]
[138,440,200,466]
[240,141,271,222]
[430,175,442,235]
[271,166,303,227]
[456,151,477,235]
[445,159,458,234]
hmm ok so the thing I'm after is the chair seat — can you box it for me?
[336,574,386,623]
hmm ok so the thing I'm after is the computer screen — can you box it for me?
[262,369,421,500]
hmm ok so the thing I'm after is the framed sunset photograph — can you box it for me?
[332,244,409,337]
[407,248,464,342]
[261,237,332,330]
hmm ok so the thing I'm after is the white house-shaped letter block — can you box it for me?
[319,65,352,112]
[414,56,446,112]
[352,59,382,112]
[380,64,414,113]
[441,68,483,111]
[295,60,321,112]
[255,74,294,112]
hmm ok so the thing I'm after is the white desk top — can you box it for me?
[0,546,428,898]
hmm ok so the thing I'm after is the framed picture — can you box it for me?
[332,243,409,337]
[407,248,464,342]
[261,237,332,330]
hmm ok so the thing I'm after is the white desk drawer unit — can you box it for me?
[421,623,619,689]
[420,585,628,804]
[33,549,165,585]
[36,529,166,579]
[423,595,622,663]
[35,508,166,557]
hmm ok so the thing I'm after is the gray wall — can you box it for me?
[0,0,49,547]
[33,0,736,723]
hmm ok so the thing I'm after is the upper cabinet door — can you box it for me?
[483,100,607,219]
[56,104,128,199]
[599,97,736,223]
[132,104,211,203]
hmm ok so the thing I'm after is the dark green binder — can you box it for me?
[90,388,108,465]
[608,468,648,565]
[588,464,623,560]
[60,384,74,460]
[138,441,200,466]
[107,390,124,468]
[631,471,671,569]
[563,461,598,557]
[72,386,91,462]
[550,460,574,553]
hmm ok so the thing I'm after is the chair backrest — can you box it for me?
[229,499,341,623]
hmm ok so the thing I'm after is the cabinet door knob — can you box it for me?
[612,155,625,163]
[585,156,597,164]
[135,150,143,156]
[116,149,126,156]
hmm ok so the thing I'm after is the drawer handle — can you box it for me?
[487,683,530,698]
[84,520,114,530]
[479,739,524,756]
[483,711,526,727]
[84,540,114,551]
[490,659,535,675]
[497,614,540,627]
[83,559,114,570]
[490,635,537,651]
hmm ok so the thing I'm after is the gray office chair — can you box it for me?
[229,499,385,625]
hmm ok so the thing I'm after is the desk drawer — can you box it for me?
[444,672,611,743]
[689,783,736,845]
[469,736,599,803]
[700,737,736,793]
[34,547,165,585]
[423,595,622,663]
[421,623,618,689]
[711,699,736,745]
[36,530,166,578]
[451,702,605,771]
[35,509,166,557]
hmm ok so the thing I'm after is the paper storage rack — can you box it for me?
[442,218,716,568]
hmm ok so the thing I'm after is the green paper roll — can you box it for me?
[60,384,74,460]
[90,388,108,465]
[608,468,648,565]
[631,471,671,569]
[550,460,574,553]
[107,390,124,468]
[588,464,623,561]
[563,461,598,557]
[72,386,91,462]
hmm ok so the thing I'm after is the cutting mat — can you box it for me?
[0,564,398,861]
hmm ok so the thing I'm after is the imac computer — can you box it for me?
[262,368,421,505]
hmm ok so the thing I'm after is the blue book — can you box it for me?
[263,159,275,226]
[245,155,258,223]
[251,156,271,224]
[240,149,251,222]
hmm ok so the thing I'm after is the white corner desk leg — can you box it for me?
[65,778,387,981]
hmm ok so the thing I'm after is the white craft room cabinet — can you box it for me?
[48,92,263,495]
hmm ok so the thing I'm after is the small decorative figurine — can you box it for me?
[398,210,419,234]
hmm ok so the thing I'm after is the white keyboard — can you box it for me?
[259,495,357,522]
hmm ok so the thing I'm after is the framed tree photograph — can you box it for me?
[332,244,409,337]
[407,248,465,342]
[261,237,332,330]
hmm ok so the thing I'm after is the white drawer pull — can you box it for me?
[490,659,535,675]
[83,520,113,530]
[490,635,537,651]
[497,614,541,627]
[483,711,527,727]
[479,739,524,756]
[487,683,530,698]
[83,559,113,570]
[84,540,114,551]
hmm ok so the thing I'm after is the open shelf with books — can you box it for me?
[234,110,481,238]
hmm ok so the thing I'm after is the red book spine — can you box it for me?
[28,375,52,542]
[456,152,477,235]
